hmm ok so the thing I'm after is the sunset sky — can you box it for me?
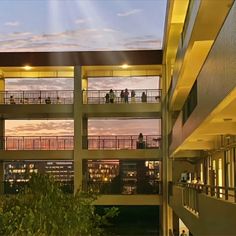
[5,76,161,136]
[1,0,165,137]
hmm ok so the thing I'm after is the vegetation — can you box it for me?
[0,174,118,236]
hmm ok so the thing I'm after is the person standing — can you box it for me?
[124,88,129,103]
[131,90,136,103]
[109,89,115,103]
[105,93,109,103]
[141,92,147,102]
[138,133,144,149]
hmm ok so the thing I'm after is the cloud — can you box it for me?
[75,18,92,24]
[0,27,162,52]
[6,78,74,91]
[117,9,142,17]
[5,120,74,136]
[5,21,20,27]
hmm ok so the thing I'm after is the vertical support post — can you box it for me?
[0,72,4,192]
[0,119,5,150]
[161,61,173,235]
[74,66,83,193]
[0,161,4,194]
[82,117,88,149]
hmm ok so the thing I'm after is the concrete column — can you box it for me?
[0,119,4,150]
[82,117,88,149]
[74,66,83,193]
[161,62,173,236]
[0,76,5,104]
[0,161,4,194]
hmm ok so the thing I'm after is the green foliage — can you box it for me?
[0,174,119,236]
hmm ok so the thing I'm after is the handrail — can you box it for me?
[176,182,236,203]
[83,135,162,150]
[0,90,74,104]
[82,89,161,104]
[0,135,161,151]
[0,136,74,150]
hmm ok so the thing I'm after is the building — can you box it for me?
[0,0,236,235]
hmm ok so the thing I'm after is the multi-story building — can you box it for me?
[1,0,236,235]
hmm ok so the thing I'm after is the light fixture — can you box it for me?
[121,64,129,69]
[24,65,32,71]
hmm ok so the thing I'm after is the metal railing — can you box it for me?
[83,135,161,150]
[177,183,236,215]
[84,180,162,195]
[82,89,161,104]
[0,90,74,104]
[0,136,74,150]
[0,135,161,150]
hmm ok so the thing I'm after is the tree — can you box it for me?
[0,174,118,236]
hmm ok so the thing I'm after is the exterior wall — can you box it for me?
[94,194,162,206]
[171,2,236,153]
[81,149,162,160]
[0,150,73,160]
[172,160,195,183]
[0,104,73,119]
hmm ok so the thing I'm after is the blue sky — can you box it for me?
[0,0,166,51]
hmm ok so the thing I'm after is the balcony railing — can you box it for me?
[83,135,161,150]
[176,183,236,215]
[82,89,161,104]
[0,135,161,151]
[0,136,74,150]
[0,90,74,104]
[84,180,162,195]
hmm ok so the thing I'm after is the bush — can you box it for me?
[0,174,118,236]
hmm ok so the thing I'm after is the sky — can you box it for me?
[0,0,166,51]
[1,0,165,137]
[5,76,161,136]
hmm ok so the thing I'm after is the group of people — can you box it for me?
[8,95,61,104]
[105,89,147,103]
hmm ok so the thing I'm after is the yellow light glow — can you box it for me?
[121,64,129,69]
[24,65,32,71]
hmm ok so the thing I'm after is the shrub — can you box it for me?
[0,174,118,236]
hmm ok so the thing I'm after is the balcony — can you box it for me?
[83,135,161,150]
[169,183,236,235]
[0,90,74,104]
[0,90,74,119]
[0,136,74,150]
[83,89,161,104]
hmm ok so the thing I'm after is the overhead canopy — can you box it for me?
[0,50,162,67]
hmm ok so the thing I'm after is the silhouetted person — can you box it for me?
[141,92,147,102]
[137,133,144,149]
[10,96,15,104]
[109,89,115,103]
[105,93,109,103]
[124,88,129,103]
[45,97,51,104]
[131,90,136,103]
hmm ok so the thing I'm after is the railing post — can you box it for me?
[225,187,228,201]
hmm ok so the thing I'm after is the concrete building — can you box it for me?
[0,0,236,235]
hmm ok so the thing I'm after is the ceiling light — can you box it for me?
[24,65,32,71]
[121,64,129,69]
